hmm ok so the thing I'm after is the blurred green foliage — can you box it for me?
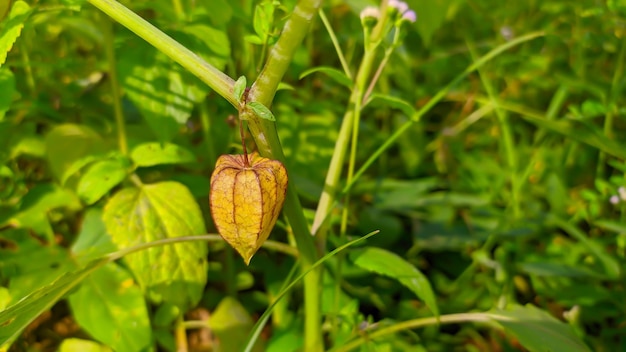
[0,0,625,351]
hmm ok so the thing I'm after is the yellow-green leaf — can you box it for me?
[103,181,208,309]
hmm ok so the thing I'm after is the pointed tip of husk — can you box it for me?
[238,248,257,266]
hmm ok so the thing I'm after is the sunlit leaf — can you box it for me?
[68,263,151,352]
[45,124,106,184]
[77,158,129,205]
[0,1,31,68]
[247,102,276,121]
[102,182,208,309]
[130,142,196,167]
[117,39,207,142]
[58,338,112,352]
[349,247,439,317]
[71,208,117,264]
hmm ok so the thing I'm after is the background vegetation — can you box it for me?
[0,0,625,351]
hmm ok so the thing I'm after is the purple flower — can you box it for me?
[388,0,409,14]
[402,10,417,23]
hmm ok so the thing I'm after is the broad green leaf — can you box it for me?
[77,158,129,205]
[0,258,107,345]
[117,39,206,142]
[58,338,112,352]
[45,124,105,184]
[488,305,592,352]
[0,1,31,68]
[102,182,208,309]
[349,247,439,317]
[130,142,196,167]
[247,102,276,121]
[0,68,15,120]
[299,66,352,88]
[210,297,264,352]
[68,263,151,352]
[71,208,117,264]
[234,76,247,103]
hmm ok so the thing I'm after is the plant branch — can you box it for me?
[87,0,237,107]
[245,0,323,350]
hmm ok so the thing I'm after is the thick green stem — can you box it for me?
[246,0,323,350]
[87,0,238,107]
[311,9,391,242]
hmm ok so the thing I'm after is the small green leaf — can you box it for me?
[102,182,208,310]
[130,142,196,167]
[234,76,247,103]
[244,34,264,45]
[0,1,31,68]
[349,247,439,317]
[77,158,128,205]
[68,263,152,352]
[299,66,352,88]
[118,38,207,142]
[71,208,117,264]
[488,305,592,352]
[365,93,417,117]
[247,102,276,121]
[210,297,264,352]
[45,124,105,184]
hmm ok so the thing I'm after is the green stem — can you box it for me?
[102,15,128,155]
[198,102,217,167]
[87,0,237,107]
[245,0,323,350]
[340,31,545,197]
[311,9,392,241]
[19,41,36,98]
[174,314,188,352]
[318,9,352,79]
[467,39,520,218]
[330,313,493,352]
[171,0,184,20]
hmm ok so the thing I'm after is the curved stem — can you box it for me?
[318,9,352,80]
[330,313,493,352]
